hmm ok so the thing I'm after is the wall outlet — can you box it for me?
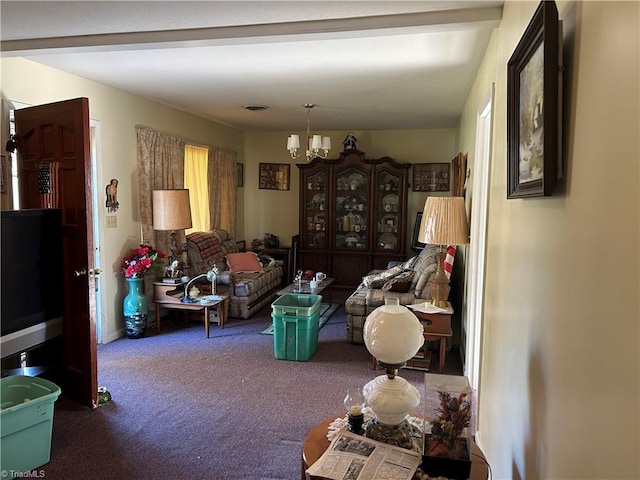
[106,215,117,228]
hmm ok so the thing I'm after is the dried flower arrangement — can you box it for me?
[425,390,471,459]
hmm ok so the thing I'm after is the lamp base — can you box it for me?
[364,418,416,450]
[346,413,365,435]
[429,251,450,308]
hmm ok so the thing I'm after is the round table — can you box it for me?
[301,415,489,480]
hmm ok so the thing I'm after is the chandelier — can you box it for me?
[286,104,331,161]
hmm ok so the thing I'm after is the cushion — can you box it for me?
[362,265,404,289]
[226,252,263,273]
[381,270,415,292]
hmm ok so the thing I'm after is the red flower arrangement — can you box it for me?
[121,244,165,278]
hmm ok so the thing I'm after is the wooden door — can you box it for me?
[15,98,98,408]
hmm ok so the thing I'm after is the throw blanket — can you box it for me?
[187,231,223,267]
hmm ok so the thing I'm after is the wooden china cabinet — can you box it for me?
[297,149,411,289]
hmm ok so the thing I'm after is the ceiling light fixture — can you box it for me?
[243,105,270,112]
[287,104,331,162]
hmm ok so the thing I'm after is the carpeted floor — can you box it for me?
[37,293,463,480]
[260,302,340,335]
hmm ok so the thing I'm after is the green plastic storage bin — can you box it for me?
[271,294,322,317]
[1,375,61,473]
[272,312,320,361]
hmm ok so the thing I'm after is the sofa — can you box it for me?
[186,229,282,319]
[344,244,455,344]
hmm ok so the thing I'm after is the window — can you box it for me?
[184,145,209,233]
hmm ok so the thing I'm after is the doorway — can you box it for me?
[464,85,494,393]
[90,120,105,344]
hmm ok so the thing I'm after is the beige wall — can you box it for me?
[243,129,458,248]
[1,57,244,343]
[458,1,639,478]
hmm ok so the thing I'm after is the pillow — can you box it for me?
[362,265,404,289]
[226,252,263,273]
[381,270,415,292]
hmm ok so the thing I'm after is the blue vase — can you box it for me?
[124,276,148,339]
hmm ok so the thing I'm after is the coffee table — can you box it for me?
[276,277,334,305]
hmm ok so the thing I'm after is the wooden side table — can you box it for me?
[370,303,453,374]
[413,304,453,374]
[152,281,229,337]
[264,247,292,285]
[301,415,489,480]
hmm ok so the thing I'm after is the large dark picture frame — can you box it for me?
[507,0,561,199]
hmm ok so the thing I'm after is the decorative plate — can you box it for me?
[381,193,398,212]
[347,172,366,190]
[379,233,397,249]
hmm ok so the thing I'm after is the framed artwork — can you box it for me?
[259,162,290,190]
[413,163,450,192]
[410,211,426,250]
[507,0,561,199]
[237,163,244,187]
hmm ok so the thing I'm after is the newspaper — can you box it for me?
[305,429,421,480]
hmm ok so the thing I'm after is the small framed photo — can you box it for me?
[413,163,450,192]
[507,0,561,198]
[237,163,244,187]
[259,163,290,190]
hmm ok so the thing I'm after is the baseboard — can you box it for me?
[101,328,126,344]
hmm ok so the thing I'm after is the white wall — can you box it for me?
[1,57,244,343]
[458,1,639,478]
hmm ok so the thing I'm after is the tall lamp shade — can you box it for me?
[152,189,192,266]
[418,196,469,307]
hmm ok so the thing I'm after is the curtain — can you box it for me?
[208,146,237,235]
[184,145,210,233]
[136,126,185,255]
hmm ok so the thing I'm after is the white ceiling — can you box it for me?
[1,1,503,132]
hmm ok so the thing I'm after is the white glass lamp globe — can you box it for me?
[363,297,424,366]
[361,298,425,446]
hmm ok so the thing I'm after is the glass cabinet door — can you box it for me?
[303,171,328,248]
[335,166,368,249]
[375,170,401,251]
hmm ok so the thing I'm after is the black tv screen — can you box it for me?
[1,209,64,336]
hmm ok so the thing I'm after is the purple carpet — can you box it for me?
[39,295,461,479]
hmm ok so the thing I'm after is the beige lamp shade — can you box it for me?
[152,189,193,231]
[418,196,469,245]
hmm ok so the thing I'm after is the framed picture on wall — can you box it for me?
[410,211,426,250]
[413,163,450,192]
[259,163,290,190]
[507,0,561,198]
[237,163,244,187]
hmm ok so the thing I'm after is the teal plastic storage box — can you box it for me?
[1,375,61,473]
[272,312,320,361]
[271,294,322,317]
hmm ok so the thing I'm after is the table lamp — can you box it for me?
[152,189,193,273]
[418,196,469,308]
[362,297,425,449]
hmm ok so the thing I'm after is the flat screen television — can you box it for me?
[1,209,64,358]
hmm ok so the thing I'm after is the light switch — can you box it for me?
[106,216,117,228]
